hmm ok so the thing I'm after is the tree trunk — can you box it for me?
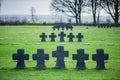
[114,0,119,27]
[75,14,78,25]
[91,0,97,26]
[93,13,96,26]
[78,0,82,26]
[32,15,35,23]
[78,12,81,25]
[97,8,100,25]
[75,0,78,25]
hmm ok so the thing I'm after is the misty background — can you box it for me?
[0,0,118,24]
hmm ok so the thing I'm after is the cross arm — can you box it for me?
[72,54,77,60]
[76,35,78,38]
[104,54,109,60]
[44,54,49,60]
[64,34,66,36]
[84,54,89,60]
[92,54,97,60]
[52,51,57,57]
[12,54,18,60]
[67,35,70,38]
[82,35,84,38]
[24,54,29,60]
[64,51,69,57]
[40,35,42,37]
[58,34,60,36]
[32,54,37,60]
[49,35,51,37]
[73,35,75,38]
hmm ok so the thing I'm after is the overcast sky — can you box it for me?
[0,0,109,16]
[0,0,52,15]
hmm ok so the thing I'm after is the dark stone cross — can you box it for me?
[32,49,49,69]
[40,33,47,42]
[72,49,89,69]
[66,23,73,30]
[60,23,65,30]
[67,33,75,42]
[52,46,69,68]
[53,23,60,30]
[49,33,57,42]
[76,33,83,42]
[58,31,66,42]
[106,24,112,28]
[12,49,29,69]
[92,49,109,69]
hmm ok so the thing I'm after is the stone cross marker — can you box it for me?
[53,23,60,30]
[67,33,75,42]
[92,49,109,69]
[66,23,73,30]
[76,33,83,42]
[40,33,47,42]
[58,31,66,42]
[61,23,65,30]
[49,33,57,42]
[72,49,89,69]
[32,49,49,69]
[12,49,29,69]
[52,46,69,68]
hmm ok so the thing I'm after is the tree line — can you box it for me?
[51,0,120,26]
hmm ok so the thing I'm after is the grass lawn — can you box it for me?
[0,25,120,80]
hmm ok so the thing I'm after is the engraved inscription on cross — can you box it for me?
[92,49,109,69]
[72,49,89,69]
[52,46,69,68]
[12,49,29,69]
[32,49,49,69]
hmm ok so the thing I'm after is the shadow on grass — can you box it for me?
[0,67,109,72]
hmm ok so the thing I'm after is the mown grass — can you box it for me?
[0,25,120,80]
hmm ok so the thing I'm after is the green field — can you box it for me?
[0,25,120,80]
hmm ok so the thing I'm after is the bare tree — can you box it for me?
[100,0,120,26]
[50,0,86,25]
[91,0,97,26]
[78,0,86,25]
[31,7,36,23]
[97,6,101,25]
[87,0,101,26]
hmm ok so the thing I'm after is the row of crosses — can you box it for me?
[12,46,109,69]
[53,23,73,31]
[98,24,112,28]
[40,32,83,42]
